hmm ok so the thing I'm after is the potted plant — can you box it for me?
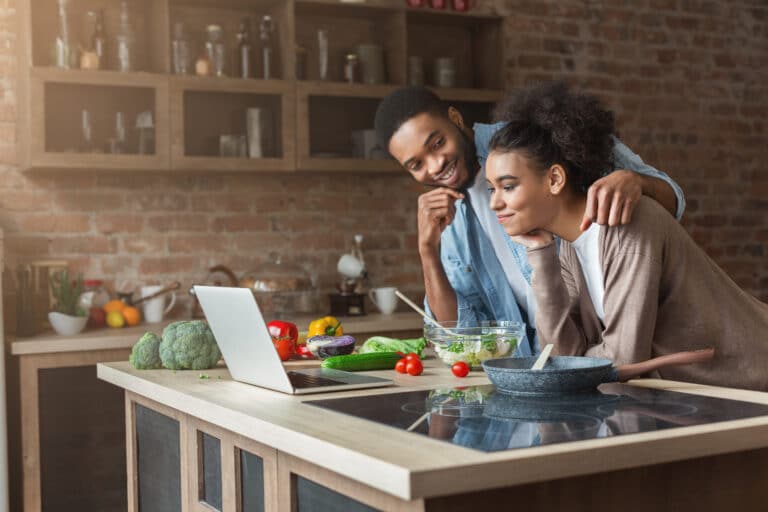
[48,269,88,336]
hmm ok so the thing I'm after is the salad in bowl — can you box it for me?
[424,320,523,369]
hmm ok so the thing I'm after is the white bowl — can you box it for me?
[48,312,88,336]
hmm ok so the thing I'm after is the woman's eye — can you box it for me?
[487,188,495,195]
[503,185,516,192]
[432,138,444,150]
[409,162,421,172]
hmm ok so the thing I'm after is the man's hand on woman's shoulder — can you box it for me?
[580,169,643,231]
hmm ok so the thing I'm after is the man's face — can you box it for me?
[387,111,477,190]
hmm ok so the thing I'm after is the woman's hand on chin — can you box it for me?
[511,230,554,249]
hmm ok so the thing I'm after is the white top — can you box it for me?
[570,223,605,322]
[467,173,537,318]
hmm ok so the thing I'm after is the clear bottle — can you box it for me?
[113,111,127,153]
[115,1,135,72]
[80,109,96,152]
[259,15,274,80]
[205,24,226,77]
[90,10,107,69]
[53,0,72,69]
[236,18,253,79]
[171,22,190,74]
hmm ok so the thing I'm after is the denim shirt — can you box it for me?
[425,122,686,357]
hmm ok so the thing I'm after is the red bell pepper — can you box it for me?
[267,320,299,361]
[267,320,298,344]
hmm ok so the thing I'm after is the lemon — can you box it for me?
[106,311,125,328]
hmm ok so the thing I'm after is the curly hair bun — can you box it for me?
[490,81,616,193]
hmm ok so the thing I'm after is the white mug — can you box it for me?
[369,287,397,315]
[141,285,176,324]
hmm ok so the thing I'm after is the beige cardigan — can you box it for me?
[527,197,768,391]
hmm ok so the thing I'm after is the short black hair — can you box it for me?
[374,86,446,151]
[489,81,615,193]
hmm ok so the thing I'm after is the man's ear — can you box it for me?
[447,106,465,129]
[548,164,568,195]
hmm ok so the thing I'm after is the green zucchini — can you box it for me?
[321,352,402,371]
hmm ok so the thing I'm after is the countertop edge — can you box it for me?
[97,362,768,500]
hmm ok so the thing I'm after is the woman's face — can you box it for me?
[486,150,559,236]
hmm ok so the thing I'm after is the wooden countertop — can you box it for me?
[11,312,423,356]
[97,359,768,501]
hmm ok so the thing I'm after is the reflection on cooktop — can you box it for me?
[305,383,768,452]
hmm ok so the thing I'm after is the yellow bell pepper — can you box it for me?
[308,316,344,337]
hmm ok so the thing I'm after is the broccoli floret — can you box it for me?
[159,320,221,370]
[129,332,163,369]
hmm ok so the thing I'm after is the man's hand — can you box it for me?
[581,170,643,231]
[511,230,554,249]
[417,188,464,251]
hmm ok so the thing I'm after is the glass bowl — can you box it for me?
[424,320,524,369]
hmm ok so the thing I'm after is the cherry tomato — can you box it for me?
[451,361,470,378]
[395,358,408,374]
[406,359,423,376]
[404,352,420,362]
[273,338,294,361]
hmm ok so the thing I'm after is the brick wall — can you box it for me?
[500,0,768,300]
[0,0,766,325]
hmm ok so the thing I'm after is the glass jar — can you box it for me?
[78,279,110,310]
[205,24,226,77]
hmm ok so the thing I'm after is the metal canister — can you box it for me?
[344,53,359,83]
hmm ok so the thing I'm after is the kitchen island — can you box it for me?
[98,358,768,512]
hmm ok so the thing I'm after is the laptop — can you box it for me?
[194,286,393,395]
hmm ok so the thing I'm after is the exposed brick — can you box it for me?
[0,192,52,211]
[212,215,269,232]
[20,214,90,233]
[0,0,763,313]
[54,192,124,212]
[95,215,144,234]
[121,236,166,254]
[168,234,229,253]
[51,236,117,254]
[139,256,199,275]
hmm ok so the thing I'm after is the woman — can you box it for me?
[485,81,768,391]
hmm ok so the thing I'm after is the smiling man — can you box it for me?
[374,86,686,356]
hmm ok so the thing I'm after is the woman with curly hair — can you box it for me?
[485,81,768,391]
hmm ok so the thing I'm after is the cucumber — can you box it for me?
[321,352,402,372]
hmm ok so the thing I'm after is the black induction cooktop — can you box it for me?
[305,383,768,452]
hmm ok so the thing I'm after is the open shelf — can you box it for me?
[168,0,292,80]
[29,0,167,73]
[406,9,503,89]
[18,0,504,172]
[28,68,169,170]
[170,76,294,171]
[297,83,397,171]
[294,1,405,84]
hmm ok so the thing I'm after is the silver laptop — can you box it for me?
[194,286,393,395]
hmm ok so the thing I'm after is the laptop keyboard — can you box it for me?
[287,371,345,389]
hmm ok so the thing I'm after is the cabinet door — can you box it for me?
[135,403,183,512]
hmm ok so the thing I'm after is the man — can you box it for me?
[374,86,685,356]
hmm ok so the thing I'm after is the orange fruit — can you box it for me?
[122,306,141,326]
[103,299,127,314]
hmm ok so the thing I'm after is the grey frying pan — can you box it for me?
[482,349,715,396]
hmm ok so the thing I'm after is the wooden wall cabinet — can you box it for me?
[17,0,503,172]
